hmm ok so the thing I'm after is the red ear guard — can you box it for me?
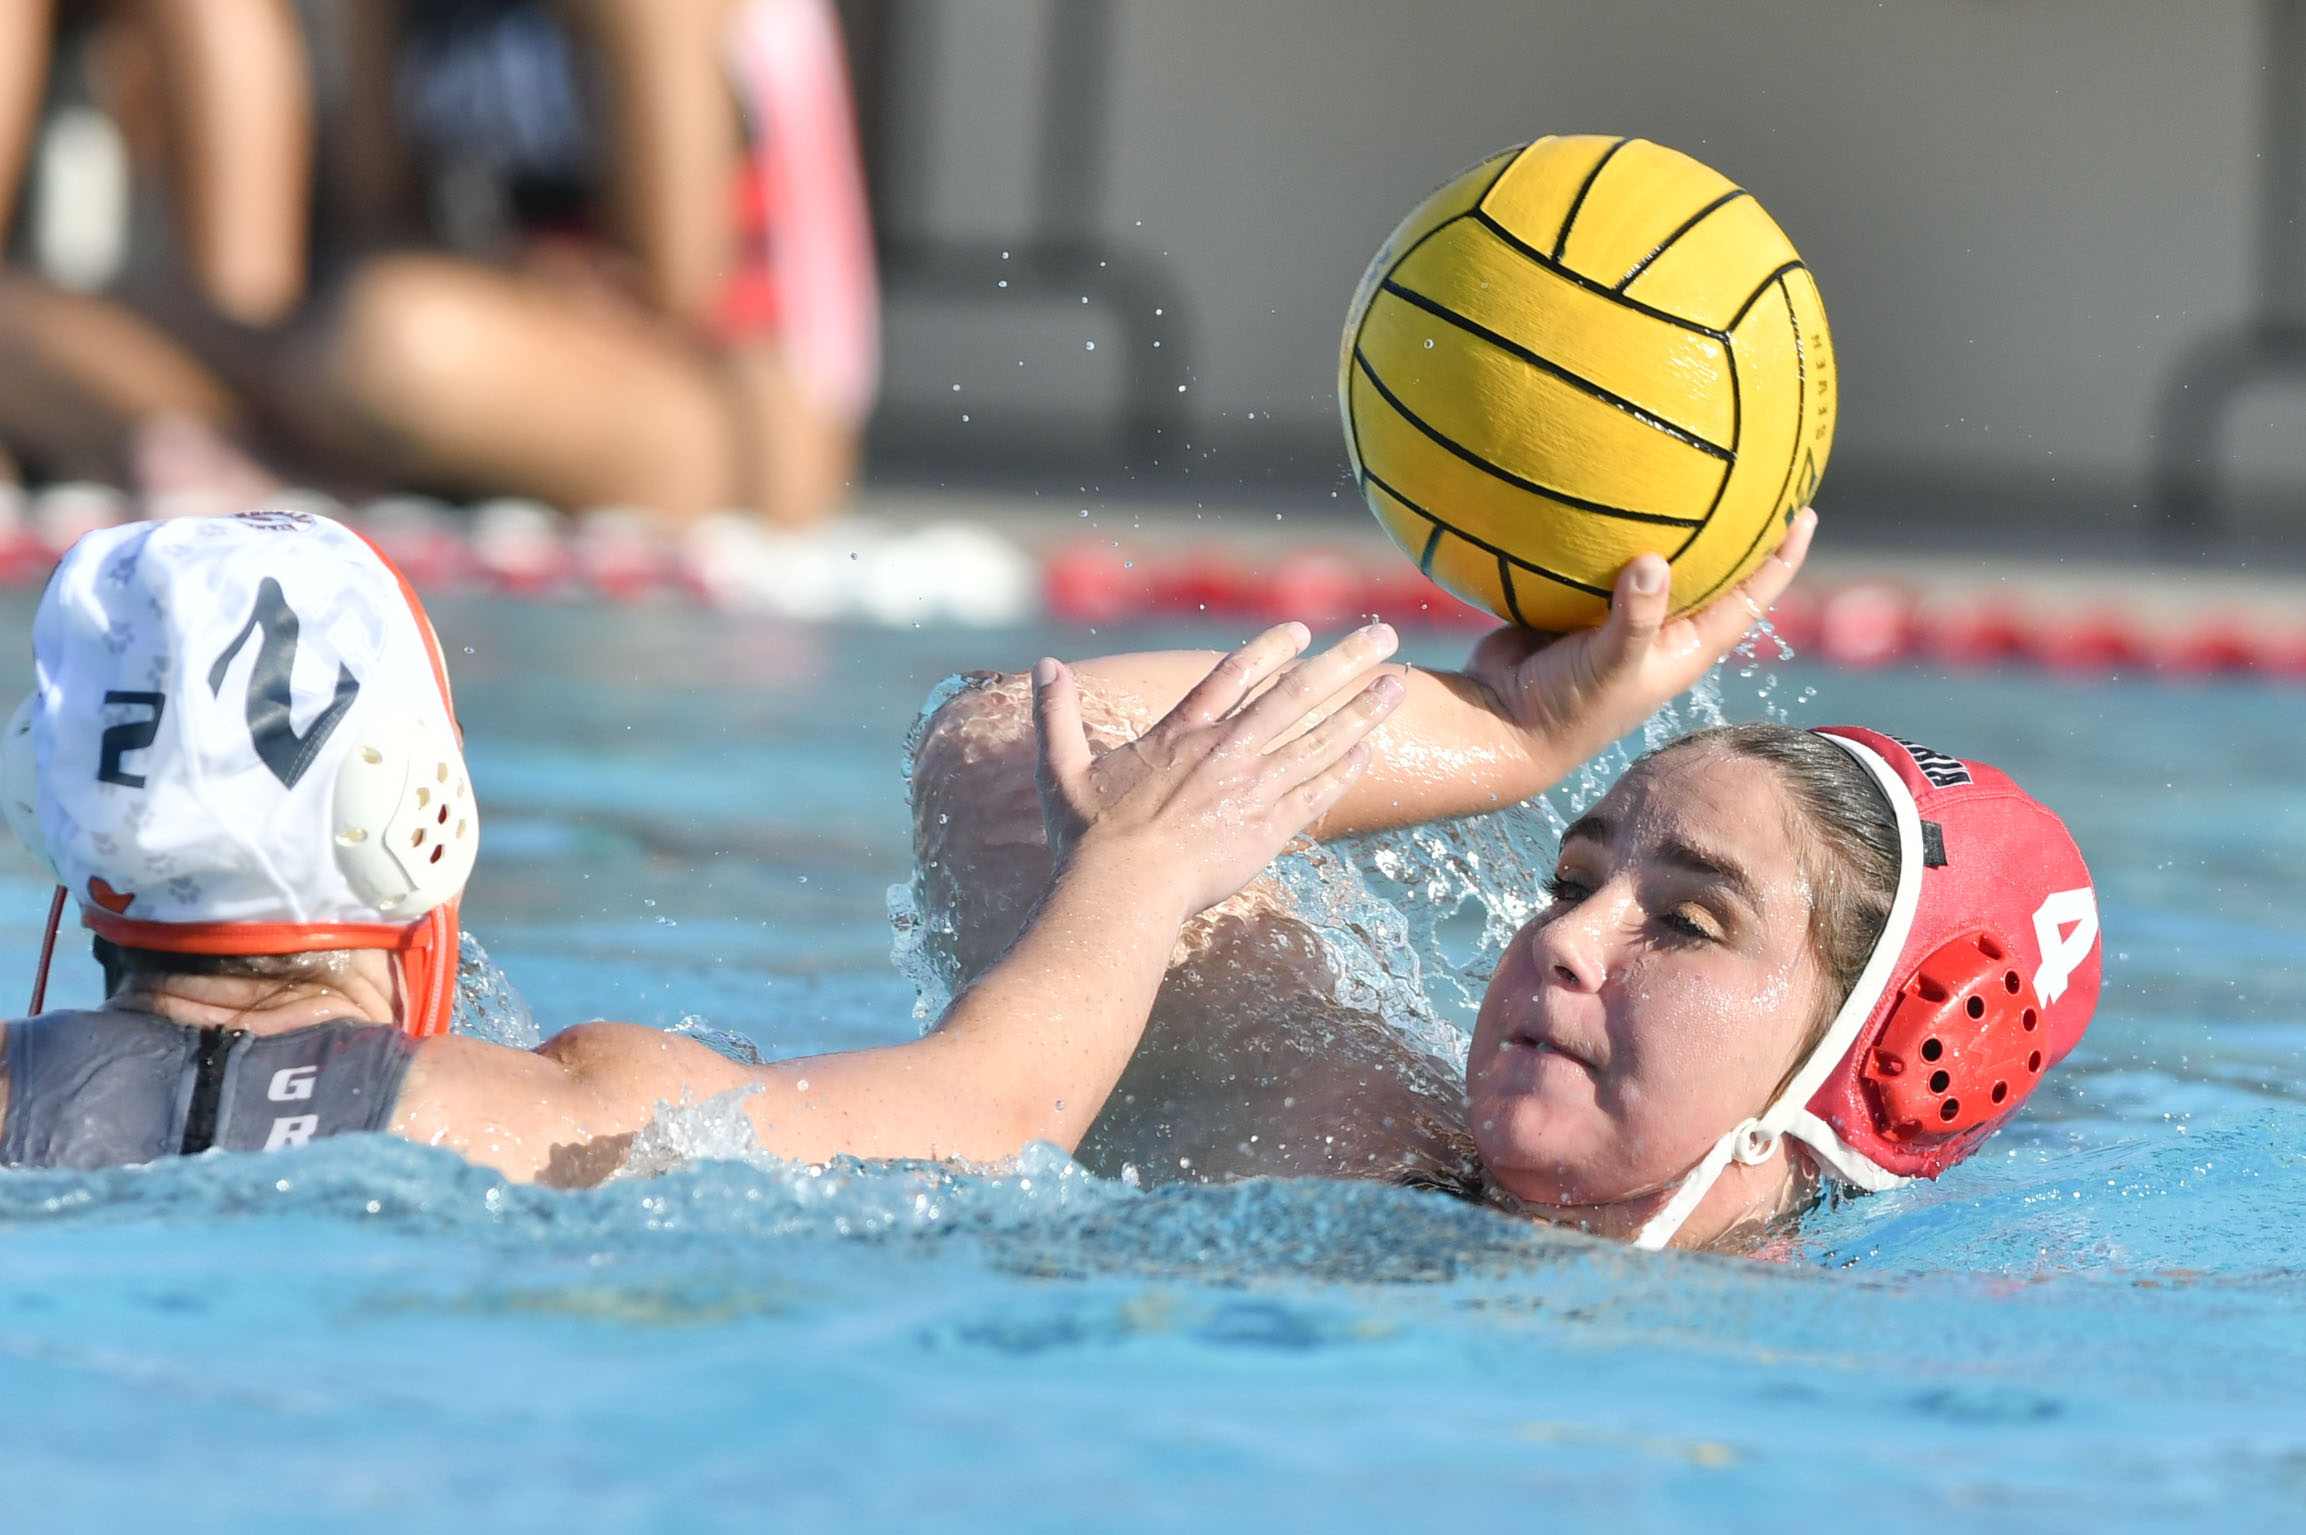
[1632,724,2101,1248]
[1860,929,2046,1143]
[1806,727,2100,1180]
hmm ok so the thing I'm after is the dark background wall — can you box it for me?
[866,0,2300,540]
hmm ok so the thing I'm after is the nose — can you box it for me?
[1531,891,1615,993]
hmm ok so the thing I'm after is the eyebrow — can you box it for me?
[1654,837,1762,908]
[1561,814,1610,848]
[1558,815,1763,908]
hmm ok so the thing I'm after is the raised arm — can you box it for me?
[1073,510,1815,838]
[393,624,1402,1181]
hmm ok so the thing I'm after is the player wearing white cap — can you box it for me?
[0,511,1403,1179]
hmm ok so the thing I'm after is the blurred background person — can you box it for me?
[0,0,299,518]
[311,0,878,531]
[0,0,879,534]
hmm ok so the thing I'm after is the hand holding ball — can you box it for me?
[1341,136,1835,629]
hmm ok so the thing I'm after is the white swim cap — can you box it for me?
[4,510,476,1034]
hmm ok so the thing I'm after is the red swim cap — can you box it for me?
[1802,727,2100,1178]
[1634,726,2100,1247]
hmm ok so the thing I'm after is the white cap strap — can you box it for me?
[1632,733,1926,1250]
[1781,1106,1909,1194]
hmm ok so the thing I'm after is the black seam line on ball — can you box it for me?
[1354,153,1520,360]
[1417,521,1445,576]
[1679,274,1808,611]
[1461,149,1523,224]
[1549,137,1631,261]
[1357,145,1520,326]
[1498,556,1531,625]
[1362,469,1617,599]
[1348,203,1485,471]
[1615,189,1751,290]
[1470,209,1730,342]
[1352,351,1706,528]
[1378,279,1735,461]
[1669,345,1744,563]
[1376,203,1488,304]
[1347,179,1513,477]
[1725,260,1808,332]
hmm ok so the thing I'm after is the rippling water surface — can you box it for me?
[2,598,2301,1531]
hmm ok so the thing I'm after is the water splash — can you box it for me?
[610,1085,767,1180]
[889,672,978,1022]
[888,659,1793,1066]
[1732,617,1803,724]
[887,877,953,1024]
[1281,803,1561,1051]
[450,929,540,1047]
[666,1014,767,1065]
[1266,658,1776,1055]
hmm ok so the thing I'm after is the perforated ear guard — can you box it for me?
[1857,928,2049,1143]
[332,697,478,919]
[1634,726,2099,1250]
[6,687,478,924]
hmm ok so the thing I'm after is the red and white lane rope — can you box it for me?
[0,484,2299,676]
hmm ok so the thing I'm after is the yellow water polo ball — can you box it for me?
[1340,135,1836,629]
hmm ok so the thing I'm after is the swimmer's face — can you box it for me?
[1468,745,1829,1217]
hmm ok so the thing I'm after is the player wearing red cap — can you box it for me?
[914,510,2103,1251]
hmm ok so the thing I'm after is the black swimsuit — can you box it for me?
[0,1010,416,1170]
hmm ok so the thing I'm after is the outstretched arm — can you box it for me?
[1074,509,1815,838]
[394,624,1403,1180]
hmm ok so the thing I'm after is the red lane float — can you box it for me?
[1038,541,2306,678]
[0,493,2298,676]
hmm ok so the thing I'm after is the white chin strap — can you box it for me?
[1631,735,1928,1251]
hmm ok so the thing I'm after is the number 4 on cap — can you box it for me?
[2031,888,2099,1006]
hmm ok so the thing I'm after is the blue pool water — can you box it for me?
[2,596,2303,1530]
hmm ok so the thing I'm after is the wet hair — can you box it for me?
[93,937,355,1002]
[1644,723,1902,1068]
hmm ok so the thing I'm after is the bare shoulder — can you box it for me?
[392,1021,761,1183]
